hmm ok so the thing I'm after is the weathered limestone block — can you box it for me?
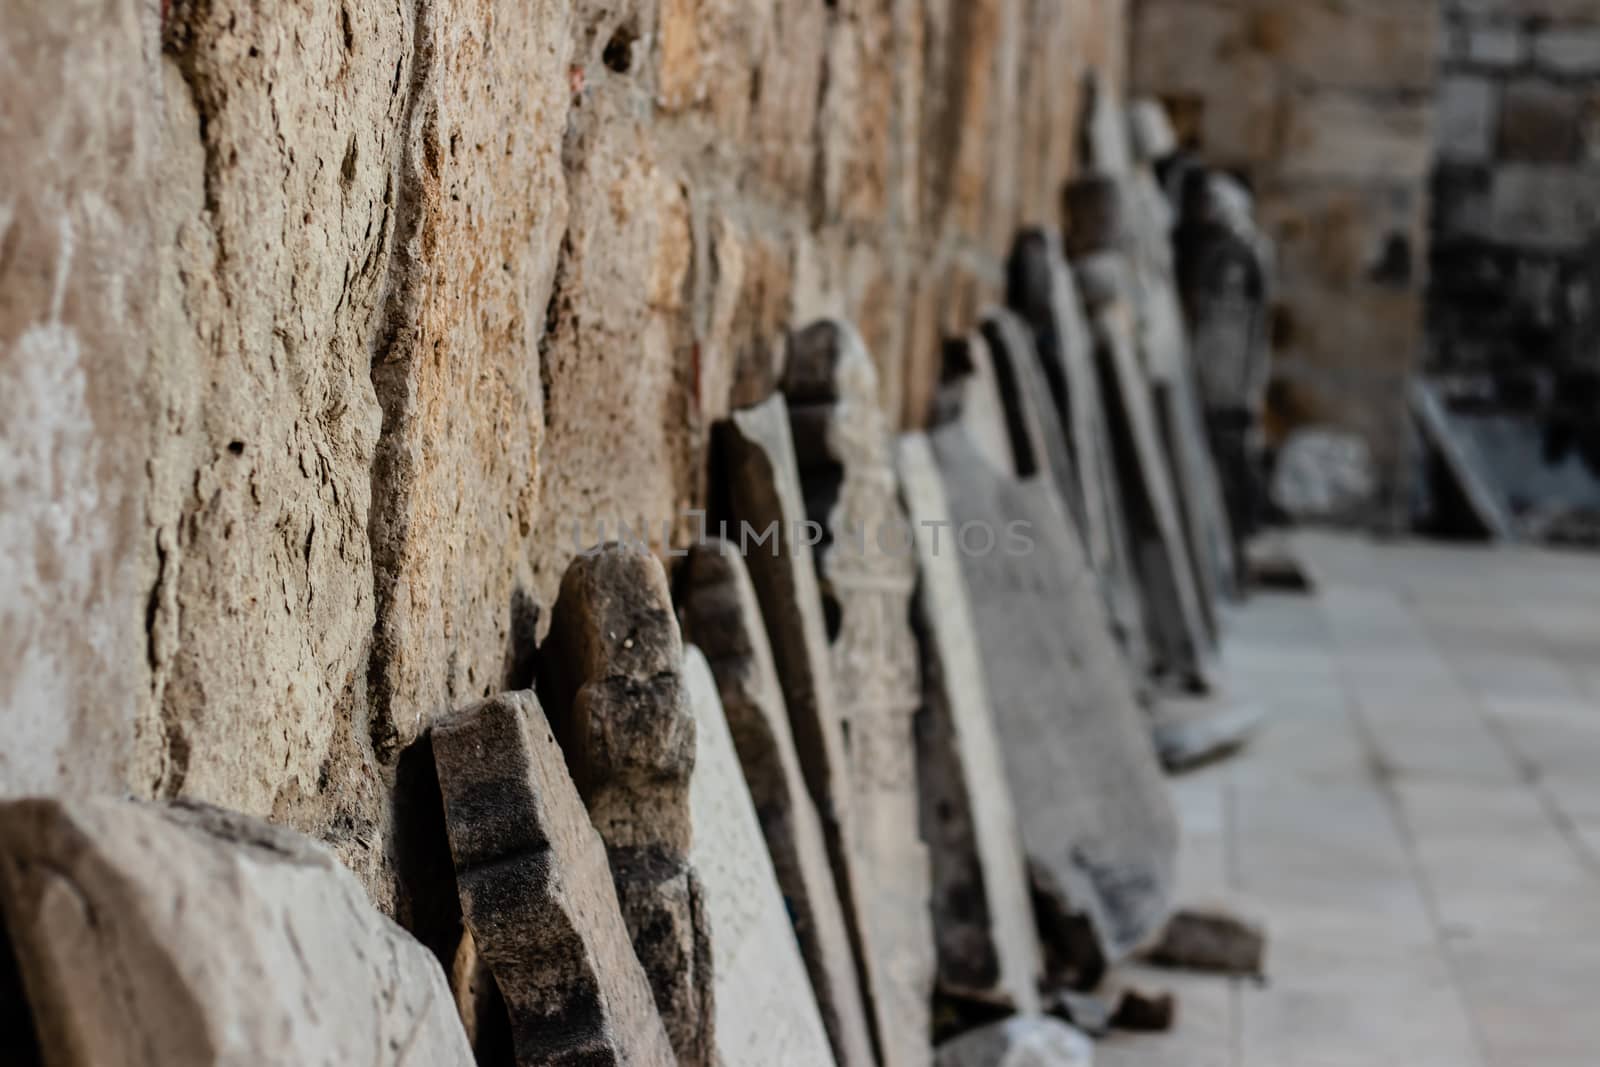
[681,540,877,1067]
[0,797,472,1067]
[366,0,577,759]
[145,0,412,816]
[1006,231,1147,670]
[539,545,711,1066]
[0,0,159,798]
[431,691,675,1066]
[684,645,839,1066]
[931,335,1179,969]
[1280,91,1432,183]
[934,1017,1094,1067]
[531,84,697,608]
[717,395,891,1059]
[897,432,1042,1012]
[783,320,935,1067]
[1076,252,1218,690]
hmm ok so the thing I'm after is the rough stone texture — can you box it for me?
[1429,0,1600,404]
[1132,0,1440,504]
[717,395,891,1058]
[683,645,839,1067]
[898,432,1043,1012]
[538,545,711,1067]
[0,797,472,1067]
[782,320,936,1067]
[431,690,676,1066]
[1438,75,1498,163]
[680,541,877,1067]
[1144,907,1267,977]
[934,1017,1094,1067]
[931,361,1179,965]
[2,0,1128,910]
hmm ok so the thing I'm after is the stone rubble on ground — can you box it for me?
[0,797,476,1067]
[1270,426,1380,525]
[538,545,712,1066]
[1145,907,1268,977]
[934,1016,1096,1067]
[431,691,677,1067]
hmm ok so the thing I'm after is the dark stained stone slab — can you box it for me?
[1078,249,1219,690]
[717,394,893,1061]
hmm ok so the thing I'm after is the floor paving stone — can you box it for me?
[1106,533,1600,1066]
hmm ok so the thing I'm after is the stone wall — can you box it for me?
[0,0,1127,908]
[1430,0,1600,377]
[1130,0,1441,502]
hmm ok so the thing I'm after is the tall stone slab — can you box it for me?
[930,335,1179,971]
[897,431,1043,1012]
[0,797,473,1067]
[782,320,935,1067]
[683,644,839,1067]
[539,546,711,1067]
[1126,113,1240,610]
[431,691,676,1067]
[717,395,895,1062]
[1076,250,1219,690]
[681,540,878,1067]
[1006,230,1148,673]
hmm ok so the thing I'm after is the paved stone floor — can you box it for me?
[1100,532,1600,1067]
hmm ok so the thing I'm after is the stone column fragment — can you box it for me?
[783,319,935,1067]
[431,690,676,1067]
[0,797,474,1067]
[683,643,839,1067]
[539,545,710,1067]
[681,539,878,1067]
[897,431,1043,1013]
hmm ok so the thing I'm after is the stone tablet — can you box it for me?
[431,691,675,1067]
[897,431,1042,1012]
[1007,231,1150,677]
[1078,251,1218,690]
[783,320,935,1067]
[681,540,877,1067]
[539,546,710,1067]
[717,394,888,1057]
[684,644,839,1067]
[1125,158,1239,613]
[931,404,1178,965]
[0,797,473,1067]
